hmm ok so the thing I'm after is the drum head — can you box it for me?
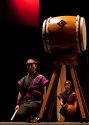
[80,16,87,52]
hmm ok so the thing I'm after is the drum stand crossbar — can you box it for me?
[37,63,89,122]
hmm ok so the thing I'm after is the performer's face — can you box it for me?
[26,59,37,74]
[64,83,71,91]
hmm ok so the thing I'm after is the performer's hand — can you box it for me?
[32,90,42,96]
[66,104,76,115]
[15,105,19,111]
[60,102,65,108]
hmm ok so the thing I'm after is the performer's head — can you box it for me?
[26,58,38,74]
[64,80,72,92]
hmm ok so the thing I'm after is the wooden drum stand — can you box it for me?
[37,58,89,122]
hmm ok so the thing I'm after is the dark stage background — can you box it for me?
[0,0,89,121]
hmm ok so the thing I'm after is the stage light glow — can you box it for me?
[7,0,39,27]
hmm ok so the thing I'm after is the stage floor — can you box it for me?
[0,122,89,125]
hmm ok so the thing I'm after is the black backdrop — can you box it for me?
[0,0,89,121]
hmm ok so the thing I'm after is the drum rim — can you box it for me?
[42,17,52,54]
[76,15,81,53]
[42,19,48,52]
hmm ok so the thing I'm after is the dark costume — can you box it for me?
[14,72,48,122]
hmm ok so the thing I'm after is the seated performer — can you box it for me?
[12,58,49,122]
[58,80,80,122]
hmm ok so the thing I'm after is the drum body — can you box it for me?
[42,15,87,55]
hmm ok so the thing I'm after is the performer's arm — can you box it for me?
[74,98,78,109]
[60,98,65,108]
[15,91,22,111]
[72,92,78,109]
[43,85,46,101]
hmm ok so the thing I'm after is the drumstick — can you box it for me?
[10,109,18,121]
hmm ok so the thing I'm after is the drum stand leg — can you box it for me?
[69,65,89,121]
[37,63,62,122]
[37,64,89,122]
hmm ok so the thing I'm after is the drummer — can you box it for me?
[58,80,80,122]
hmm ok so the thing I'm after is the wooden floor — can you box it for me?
[0,122,89,125]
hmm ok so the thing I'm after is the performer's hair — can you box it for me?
[64,80,72,85]
[26,58,38,64]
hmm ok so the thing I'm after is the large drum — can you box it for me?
[42,15,87,55]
